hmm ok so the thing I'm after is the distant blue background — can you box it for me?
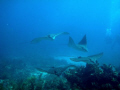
[0,0,120,66]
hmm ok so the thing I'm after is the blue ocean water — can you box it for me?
[0,0,120,73]
[0,0,120,89]
[1,0,120,65]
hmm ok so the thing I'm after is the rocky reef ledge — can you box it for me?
[0,57,120,90]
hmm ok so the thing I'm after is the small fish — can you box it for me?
[68,35,88,52]
[70,52,103,64]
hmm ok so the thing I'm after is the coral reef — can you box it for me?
[64,63,120,90]
[1,57,120,90]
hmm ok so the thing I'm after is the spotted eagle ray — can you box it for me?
[36,65,77,76]
[68,35,88,52]
[31,32,69,44]
[70,52,103,64]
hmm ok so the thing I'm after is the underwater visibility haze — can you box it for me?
[0,0,120,90]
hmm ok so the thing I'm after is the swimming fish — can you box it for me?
[70,52,103,64]
[68,35,88,52]
[31,32,69,44]
[36,65,77,76]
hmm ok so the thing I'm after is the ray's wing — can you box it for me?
[78,35,87,46]
[54,32,69,37]
[88,52,103,59]
[68,36,76,47]
[36,65,77,76]
[31,36,49,44]
[36,67,48,73]
[88,52,103,62]
[61,32,69,35]
[78,35,88,51]
[70,57,89,62]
